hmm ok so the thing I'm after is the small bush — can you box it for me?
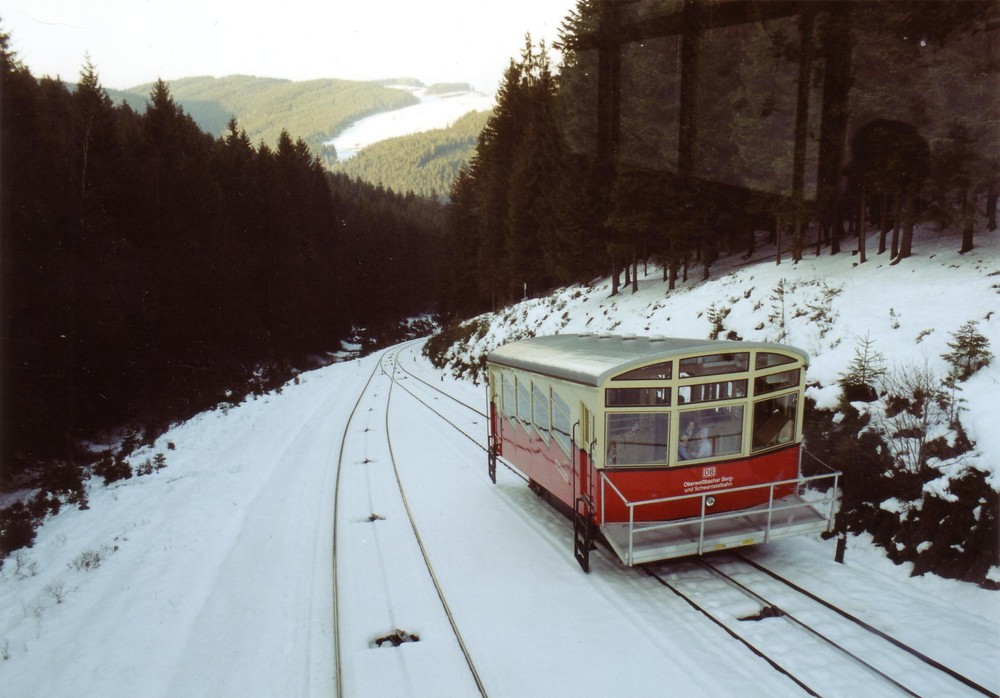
[94,453,132,485]
[69,548,106,572]
[942,320,993,381]
[0,503,41,558]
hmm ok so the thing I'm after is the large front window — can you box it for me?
[606,413,670,466]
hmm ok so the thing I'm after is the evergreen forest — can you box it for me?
[1,36,443,483]
[438,0,998,317]
[333,110,490,200]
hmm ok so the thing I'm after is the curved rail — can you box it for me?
[381,351,488,696]
[332,344,488,697]
[331,349,387,698]
[389,346,529,484]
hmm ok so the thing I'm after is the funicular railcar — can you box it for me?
[486,334,839,571]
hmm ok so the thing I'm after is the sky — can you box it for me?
[1,0,578,93]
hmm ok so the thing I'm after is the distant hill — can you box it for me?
[332,110,490,200]
[116,75,419,154]
[105,75,491,197]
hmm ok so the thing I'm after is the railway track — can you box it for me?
[390,344,530,484]
[339,342,996,697]
[644,553,998,698]
[332,346,487,697]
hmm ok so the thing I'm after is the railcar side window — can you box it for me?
[677,379,747,405]
[516,378,531,425]
[612,361,673,381]
[679,353,749,377]
[502,374,516,418]
[754,368,800,396]
[677,406,745,461]
[606,413,670,466]
[533,383,550,434]
[752,393,798,451]
[552,391,572,456]
[606,387,671,407]
[756,352,797,369]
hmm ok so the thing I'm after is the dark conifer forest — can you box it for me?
[1,34,443,481]
[3,0,999,486]
[438,0,998,317]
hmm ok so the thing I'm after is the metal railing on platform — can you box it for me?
[600,468,841,565]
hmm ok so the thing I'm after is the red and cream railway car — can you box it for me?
[486,334,839,571]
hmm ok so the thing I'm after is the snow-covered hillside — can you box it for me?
[326,85,494,161]
[1,227,997,696]
[437,229,1000,489]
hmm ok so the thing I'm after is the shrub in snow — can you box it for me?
[941,320,993,381]
[0,493,57,559]
[838,333,886,403]
[93,452,132,486]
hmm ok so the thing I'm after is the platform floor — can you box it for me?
[601,494,832,565]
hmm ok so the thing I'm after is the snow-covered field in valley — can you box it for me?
[326,85,494,161]
[1,228,998,697]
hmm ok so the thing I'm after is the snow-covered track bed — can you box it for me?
[645,554,998,698]
[332,345,487,697]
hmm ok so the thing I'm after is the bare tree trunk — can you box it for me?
[610,251,619,296]
[897,194,916,261]
[987,181,997,231]
[631,252,638,294]
[960,186,975,254]
[890,193,901,259]
[878,191,889,254]
[775,216,782,265]
[857,185,867,264]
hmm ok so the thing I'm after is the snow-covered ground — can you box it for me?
[1,228,998,696]
[326,85,494,161]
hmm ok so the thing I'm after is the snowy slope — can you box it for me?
[1,228,997,696]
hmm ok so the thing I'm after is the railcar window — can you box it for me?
[677,379,747,405]
[612,361,673,381]
[502,374,516,418]
[606,387,671,407]
[517,378,531,425]
[754,368,800,396]
[606,413,670,466]
[533,383,550,434]
[677,406,745,461]
[752,393,798,451]
[679,353,749,377]
[552,391,572,455]
[756,352,797,370]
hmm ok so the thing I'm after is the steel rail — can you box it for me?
[331,348,391,698]
[731,553,1000,698]
[380,350,489,697]
[697,558,921,697]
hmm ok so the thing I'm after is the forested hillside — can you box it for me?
[119,75,419,159]
[439,1,999,317]
[0,37,444,485]
[333,110,490,199]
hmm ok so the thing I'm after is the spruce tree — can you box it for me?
[942,321,993,381]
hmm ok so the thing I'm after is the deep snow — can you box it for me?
[325,85,494,161]
[1,227,998,697]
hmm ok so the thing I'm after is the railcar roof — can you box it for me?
[487,334,808,387]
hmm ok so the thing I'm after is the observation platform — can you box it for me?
[600,492,834,566]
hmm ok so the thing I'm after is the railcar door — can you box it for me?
[573,403,596,572]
